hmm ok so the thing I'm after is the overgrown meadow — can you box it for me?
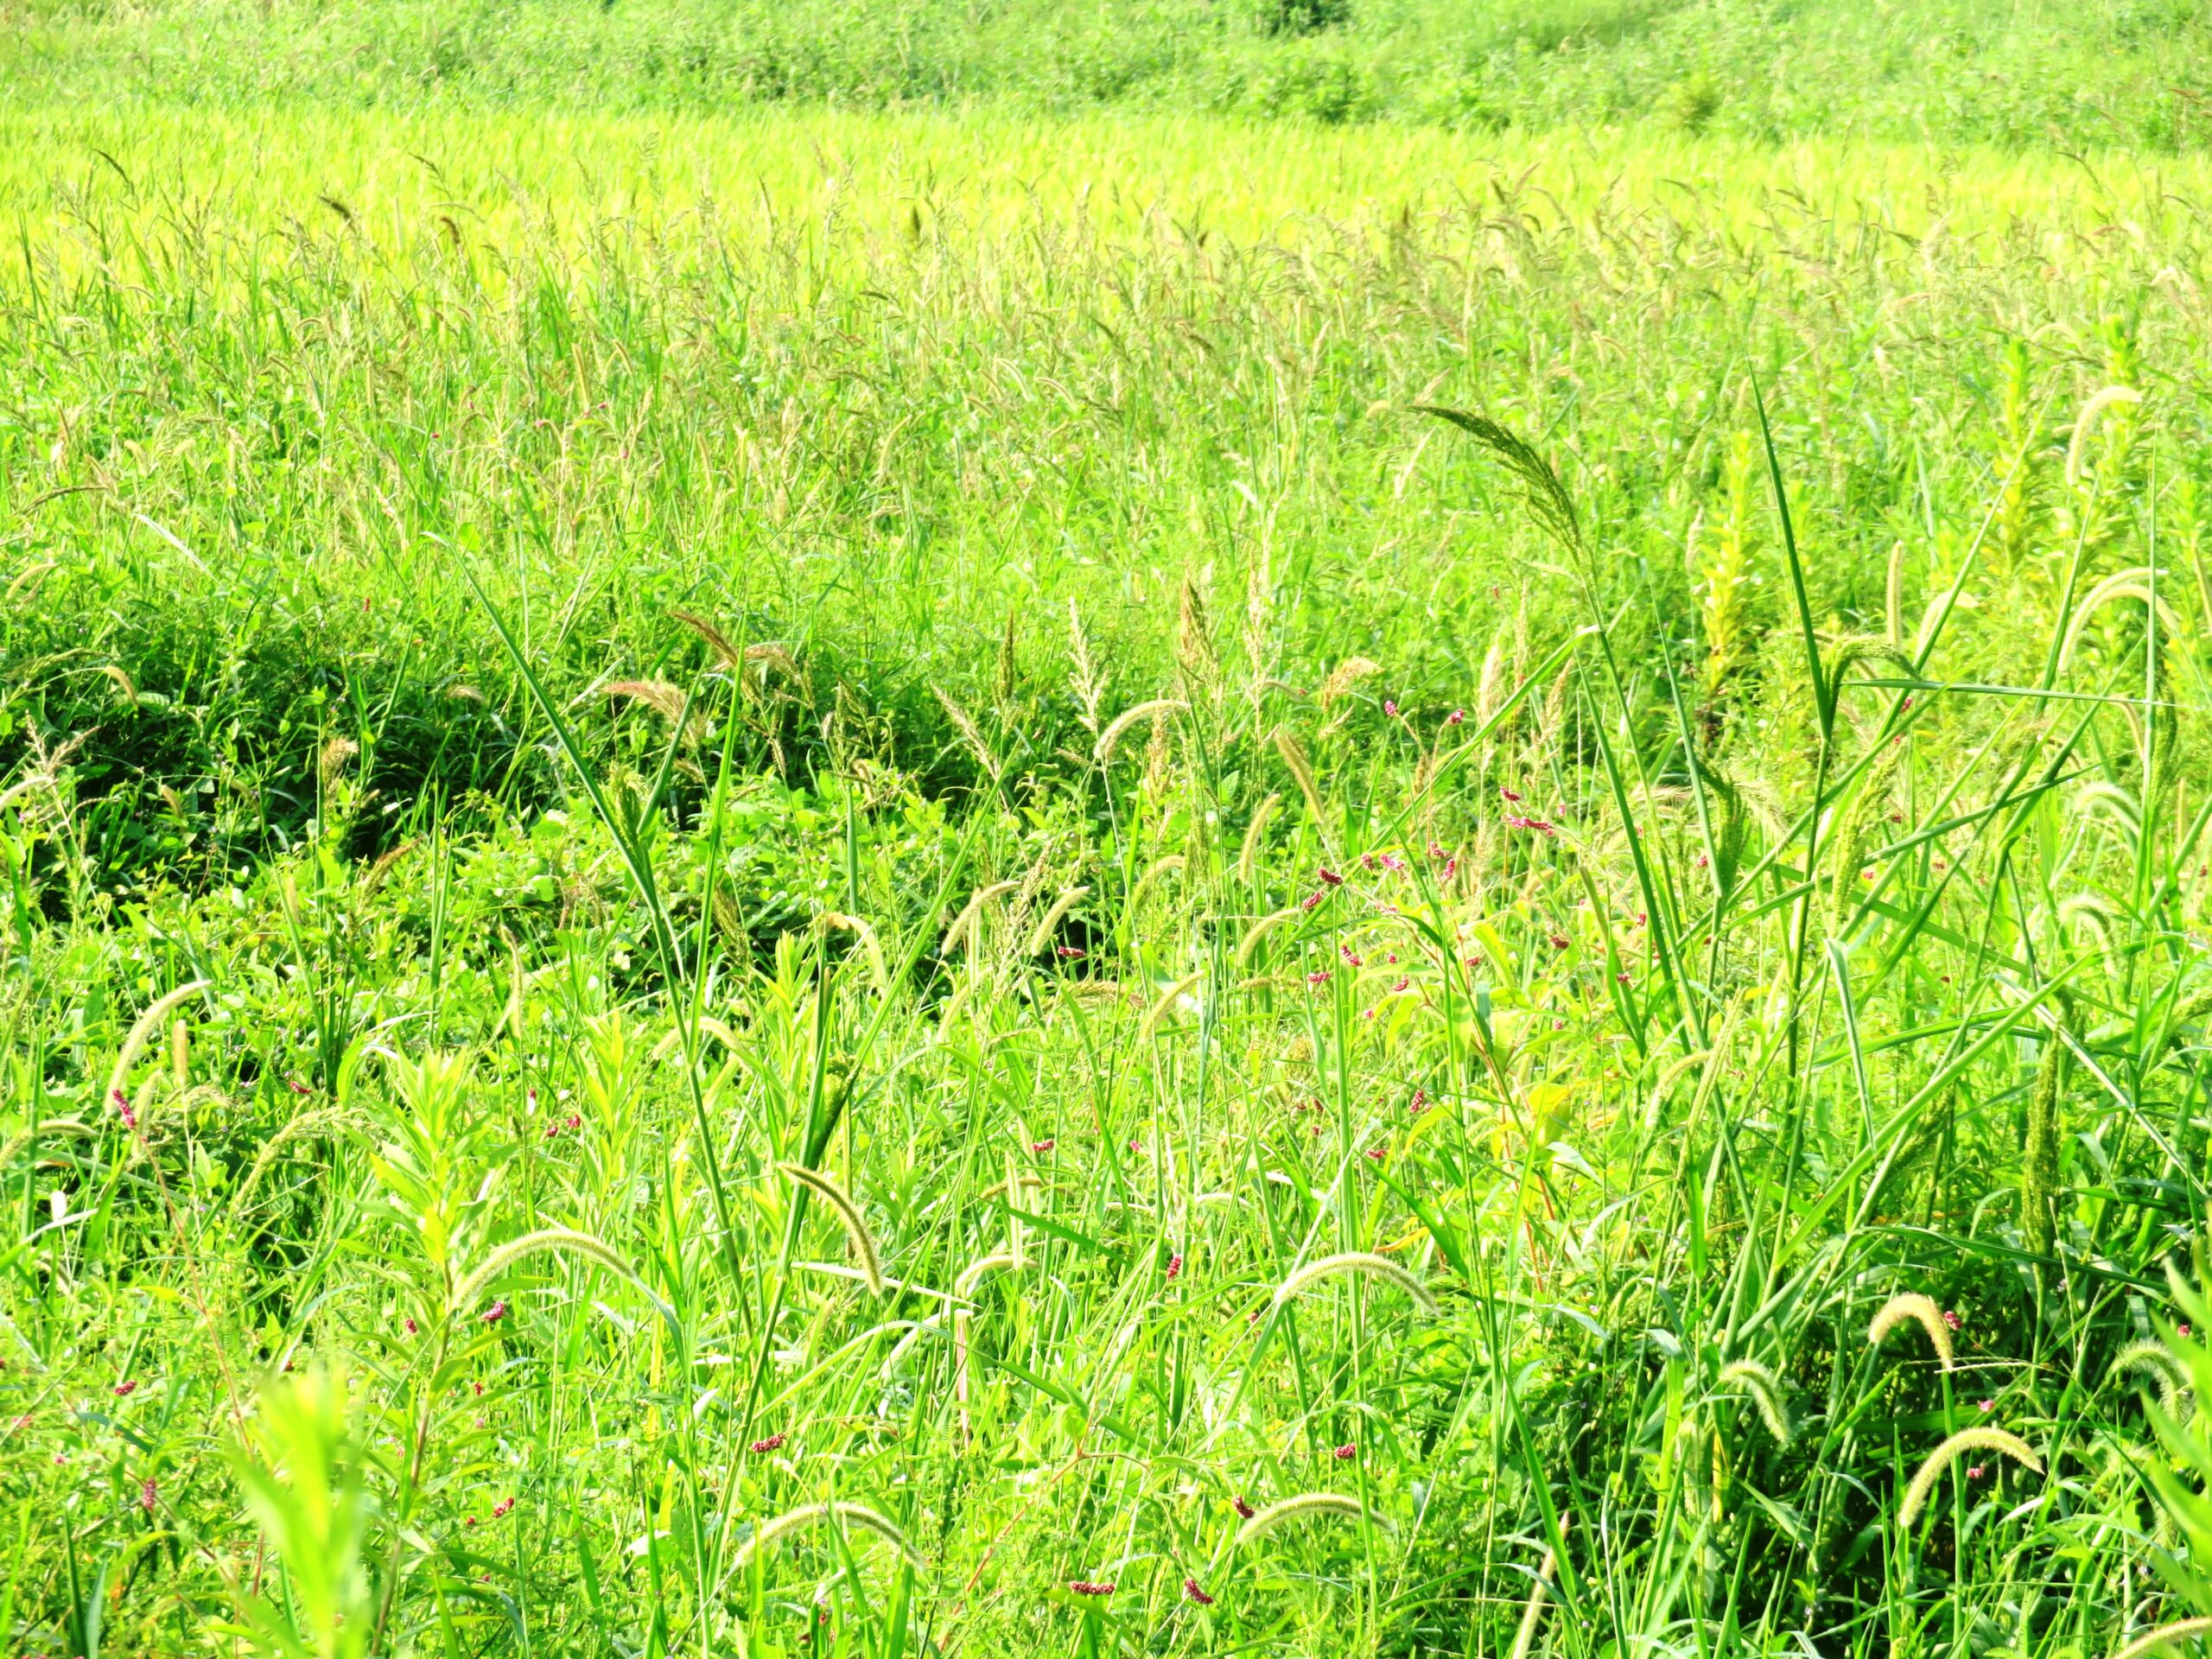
[13,67,2212,1659]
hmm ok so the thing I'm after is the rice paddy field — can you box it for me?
[15,2,2212,1655]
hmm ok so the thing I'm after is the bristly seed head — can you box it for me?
[1183,1577,1214,1605]
[1070,1580,1116,1596]
[750,1433,786,1453]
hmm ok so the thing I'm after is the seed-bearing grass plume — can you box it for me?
[734,1502,923,1570]
[1272,1253,1439,1314]
[1020,886,1090,958]
[780,1164,886,1295]
[1094,698,1186,765]
[1716,1359,1793,1446]
[1272,726,1330,831]
[1897,1427,2043,1528]
[104,980,212,1112]
[2107,1618,2212,1659]
[1869,1294,1955,1370]
[450,1228,680,1337]
[2108,1341,2189,1414]
[1233,1493,1393,1548]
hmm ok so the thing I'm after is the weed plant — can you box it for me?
[9,82,2212,1659]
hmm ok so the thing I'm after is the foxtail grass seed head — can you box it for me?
[734,1502,921,1570]
[1897,1427,2042,1528]
[105,981,211,1119]
[1272,1252,1439,1314]
[1716,1358,1793,1445]
[1095,699,1186,765]
[779,1164,885,1295]
[2107,1618,2212,1659]
[2109,1340,2189,1414]
[1868,1294,1955,1370]
[1234,1492,1391,1548]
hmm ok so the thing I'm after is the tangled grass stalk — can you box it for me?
[1897,1427,2041,1528]
[1507,1535,1566,1659]
[1235,1492,1392,1548]
[1272,1252,1438,1314]
[1868,1293,1955,1370]
[781,1164,886,1295]
[734,1502,922,1569]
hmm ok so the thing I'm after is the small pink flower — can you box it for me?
[1965,1465,1986,1480]
[1233,1496,1256,1518]
[543,1120,563,1140]
[482,1300,509,1325]
[140,1477,157,1515]
[1300,891,1325,912]
[750,1433,787,1453]
[1505,817,1555,836]
[1317,868,1344,887]
[286,1077,311,1096]
[1332,1442,1356,1461]
[1942,1310,1962,1332]
[492,1497,514,1518]
[1340,944,1362,967]
[1446,709,1465,725]
[113,1380,137,1398]
[1383,700,1398,718]
[1165,1253,1183,1281]
[473,1380,485,1396]
[1056,945,1085,960]
[1978,1399,1995,1413]
[1694,853,1709,868]
[1306,969,1331,988]
[114,1093,137,1130]
[1427,842,1448,861]
[1548,932,1570,950]
[1410,1088,1427,1113]
[1030,1138,1055,1154]
[1500,787,1523,803]
[404,1316,418,1336]
[463,1514,478,1528]
[1616,972,1631,985]
[1443,858,1458,879]
[1364,1147,1385,1162]
[1070,1580,1116,1597]
[1184,1577,1215,1605]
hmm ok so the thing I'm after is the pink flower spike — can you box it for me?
[1942,1310,1962,1332]
[1233,1496,1256,1518]
[1030,1138,1055,1154]
[481,1300,509,1325]
[1165,1253,1183,1281]
[1978,1398,1995,1412]
[1056,945,1085,959]
[113,1380,137,1398]
[1500,786,1523,803]
[140,1477,157,1515]
[1364,1147,1385,1162]
[1317,868,1344,887]
[1306,969,1331,988]
[1966,1465,1986,1480]
[493,1496,515,1518]
[1383,700,1398,718]
[1505,816,1555,836]
[1184,1577,1216,1606]
[1332,1442,1356,1461]
[1070,1580,1116,1597]
[750,1433,786,1453]
[1446,709,1465,725]
[1300,891,1325,912]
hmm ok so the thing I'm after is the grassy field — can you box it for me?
[12,15,2212,1659]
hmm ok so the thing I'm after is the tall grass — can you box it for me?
[7,92,2212,1659]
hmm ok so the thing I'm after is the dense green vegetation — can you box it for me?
[12,6,2212,1657]
[9,0,2212,149]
